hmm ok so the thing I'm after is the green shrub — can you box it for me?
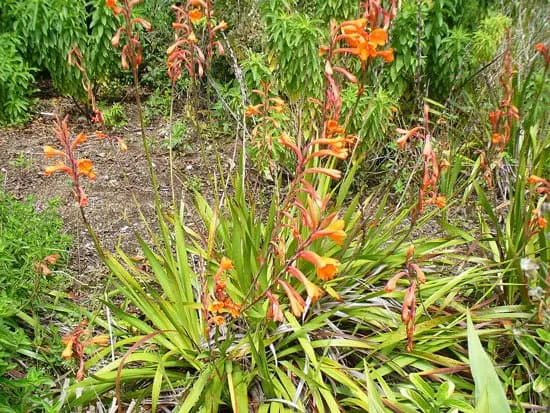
[264,11,324,100]
[0,35,36,125]
[102,103,127,128]
[0,188,71,308]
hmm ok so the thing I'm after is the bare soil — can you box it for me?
[0,97,234,300]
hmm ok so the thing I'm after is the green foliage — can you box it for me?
[467,312,511,412]
[264,11,324,100]
[102,103,127,128]
[310,0,357,21]
[0,186,71,411]
[2,0,87,97]
[386,0,509,101]
[0,317,62,412]
[471,14,512,64]
[0,35,36,125]
[161,120,188,150]
[86,0,123,82]
[0,189,71,308]
[143,90,171,125]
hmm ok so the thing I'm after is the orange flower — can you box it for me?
[409,263,426,284]
[299,251,339,281]
[304,167,342,180]
[245,104,262,117]
[43,254,60,264]
[369,29,388,46]
[311,218,346,245]
[189,8,202,24]
[106,0,122,15]
[377,48,394,62]
[95,131,109,140]
[61,336,74,359]
[77,159,96,180]
[278,280,305,316]
[265,291,284,322]
[210,315,225,326]
[86,335,109,346]
[528,175,548,185]
[43,145,67,159]
[208,300,225,313]
[287,266,323,302]
[395,127,424,149]
[220,257,233,270]
[45,161,72,177]
[70,132,86,151]
[384,271,408,292]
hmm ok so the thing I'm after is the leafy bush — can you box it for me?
[102,103,127,128]
[0,189,71,308]
[0,35,36,125]
[264,11,324,100]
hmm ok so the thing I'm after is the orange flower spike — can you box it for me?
[44,146,68,159]
[287,266,323,302]
[298,250,340,281]
[277,280,305,317]
[189,8,202,24]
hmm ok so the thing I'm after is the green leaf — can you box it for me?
[467,311,511,413]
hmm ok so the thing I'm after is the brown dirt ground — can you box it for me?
[0,97,236,301]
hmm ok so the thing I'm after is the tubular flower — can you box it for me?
[535,43,549,66]
[298,250,340,281]
[106,0,122,15]
[61,337,75,358]
[384,271,408,292]
[311,218,347,245]
[189,8,202,24]
[265,291,284,322]
[287,266,324,302]
[245,105,262,117]
[77,159,96,180]
[336,24,393,63]
[304,167,342,180]
[278,280,305,317]
[220,256,234,271]
[44,146,68,159]
[45,161,72,177]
